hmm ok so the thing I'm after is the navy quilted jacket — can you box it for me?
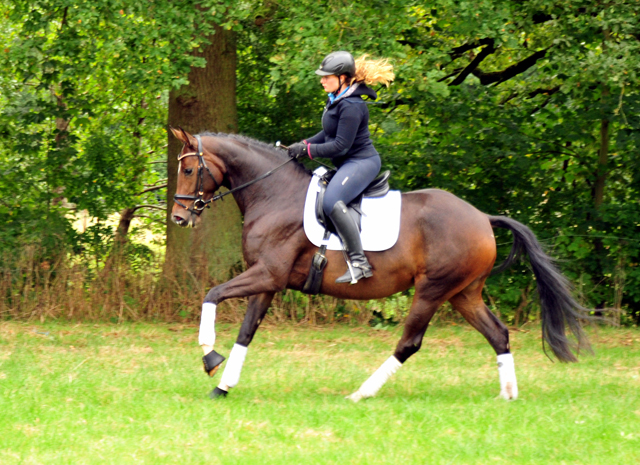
[306,82,379,166]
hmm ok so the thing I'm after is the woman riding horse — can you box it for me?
[287,51,394,284]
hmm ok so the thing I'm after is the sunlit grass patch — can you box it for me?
[1,321,639,464]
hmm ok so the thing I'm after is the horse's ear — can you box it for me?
[169,126,198,148]
[169,126,184,142]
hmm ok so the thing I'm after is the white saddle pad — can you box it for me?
[303,167,402,252]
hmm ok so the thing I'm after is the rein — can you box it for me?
[173,135,295,214]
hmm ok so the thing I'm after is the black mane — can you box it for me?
[198,132,311,175]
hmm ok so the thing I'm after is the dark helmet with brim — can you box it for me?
[315,51,356,77]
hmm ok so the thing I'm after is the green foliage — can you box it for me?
[367,290,414,326]
[0,0,227,265]
[2,0,639,323]
[251,0,640,321]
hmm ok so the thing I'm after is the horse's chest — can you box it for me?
[241,216,299,264]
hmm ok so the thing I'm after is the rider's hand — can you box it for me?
[288,142,308,159]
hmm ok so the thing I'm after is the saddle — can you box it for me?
[315,169,391,234]
[302,169,391,295]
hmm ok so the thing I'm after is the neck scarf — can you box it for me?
[328,85,351,104]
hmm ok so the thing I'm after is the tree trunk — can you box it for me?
[115,207,136,247]
[164,25,243,288]
[101,207,136,273]
[594,29,610,210]
[593,117,609,209]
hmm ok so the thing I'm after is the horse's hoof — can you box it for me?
[210,387,228,399]
[346,391,364,403]
[202,350,225,377]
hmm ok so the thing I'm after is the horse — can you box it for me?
[169,127,590,401]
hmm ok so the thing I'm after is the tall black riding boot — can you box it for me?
[329,201,373,284]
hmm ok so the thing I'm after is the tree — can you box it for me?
[164,23,244,285]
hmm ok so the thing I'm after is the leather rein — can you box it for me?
[173,135,295,215]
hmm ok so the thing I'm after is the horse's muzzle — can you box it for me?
[172,213,197,228]
[172,214,186,226]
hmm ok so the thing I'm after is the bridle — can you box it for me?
[173,134,295,215]
[173,135,221,215]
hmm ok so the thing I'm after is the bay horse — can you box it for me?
[169,128,590,401]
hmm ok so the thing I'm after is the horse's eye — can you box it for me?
[184,168,193,175]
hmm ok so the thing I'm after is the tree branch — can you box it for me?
[471,47,550,86]
[59,7,68,31]
[131,204,166,213]
[397,39,422,48]
[500,92,519,105]
[449,40,496,86]
[527,85,560,99]
[532,12,554,24]
[530,96,553,114]
[375,98,414,109]
[437,67,464,82]
[132,214,166,224]
[501,86,559,106]
[449,38,495,61]
[138,184,167,195]
[144,179,168,187]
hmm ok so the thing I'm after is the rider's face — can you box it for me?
[320,75,341,94]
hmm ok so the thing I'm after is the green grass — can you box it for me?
[1,320,639,464]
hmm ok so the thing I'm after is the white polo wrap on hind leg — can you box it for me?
[198,303,217,346]
[218,343,248,391]
[347,356,402,402]
[497,353,518,400]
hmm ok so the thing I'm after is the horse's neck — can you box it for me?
[220,142,309,215]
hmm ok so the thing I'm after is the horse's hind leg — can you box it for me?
[347,278,445,402]
[449,280,517,400]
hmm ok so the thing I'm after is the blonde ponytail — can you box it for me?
[352,55,395,87]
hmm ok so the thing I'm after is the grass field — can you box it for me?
[1,320,639,464]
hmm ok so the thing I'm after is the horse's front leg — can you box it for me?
[199,261,285,352]
[197,261,288,397]
[208,292,275,399]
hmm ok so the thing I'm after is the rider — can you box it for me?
[288,51,394,284]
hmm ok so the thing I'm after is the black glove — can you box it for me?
[288,142,308,159]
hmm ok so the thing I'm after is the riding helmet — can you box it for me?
[315,51,356,77]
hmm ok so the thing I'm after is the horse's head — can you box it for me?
[169,127,226,228]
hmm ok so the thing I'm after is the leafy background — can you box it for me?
[1,0,638,324]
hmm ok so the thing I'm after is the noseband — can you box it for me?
[173,135,221,215]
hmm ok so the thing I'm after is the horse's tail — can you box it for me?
[488,215,591,362]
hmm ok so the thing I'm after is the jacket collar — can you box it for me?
[327,82,361,106]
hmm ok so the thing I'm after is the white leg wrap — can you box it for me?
[497,353,518,400]
[218,344,248,391]
[198,303,217,346]
[347,356,402,403]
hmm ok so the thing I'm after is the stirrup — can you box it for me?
[336,261,373,284]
